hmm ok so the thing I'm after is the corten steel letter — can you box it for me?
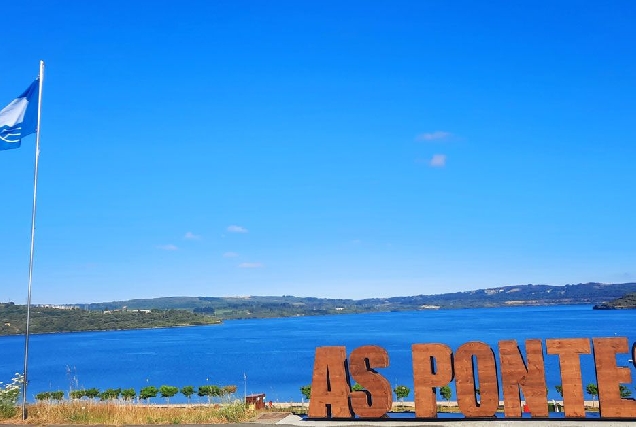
[592,337,636,418]
[308,346,353,418]
[412,343,454,418]
[455,342,499,417]
[348,345,393,418]
[499,339,548,417]
[546,338,590,418]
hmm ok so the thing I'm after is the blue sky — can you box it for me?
[1,1,635,304]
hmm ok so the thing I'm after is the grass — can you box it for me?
[0,401,256,425]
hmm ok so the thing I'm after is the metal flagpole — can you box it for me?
[22,60,45,420]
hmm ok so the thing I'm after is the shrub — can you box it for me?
[0,373,23,419]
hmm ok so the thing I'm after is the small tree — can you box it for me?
[69,389,85,400]
[300,385,312,401]
[221,385,238,396]
[159,385,179,403]
[394,385,410,409]
[50,391,65,401]
[35,392,51,401]
[198,385,219,404]
[181,385,195,403]
[351,383,364,391]
[440,385,452,403]
[85,388,100,400]
[586,383,598,407]
[619,385,632,398]
[121,388,136,401]
[140,386,158,402]
[555,385,563,398]
[99,388,121,401]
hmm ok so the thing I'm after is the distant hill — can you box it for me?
[0,303,220,336]
[592,292,636,310]
[71,282,636,320]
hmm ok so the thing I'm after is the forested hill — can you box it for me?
[0,303,220,336]
[76,282,636,319]
[593,292,636,310]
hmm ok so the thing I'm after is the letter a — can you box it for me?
[308,346,353,418]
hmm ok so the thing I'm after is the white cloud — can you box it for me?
[429,154,447,167]
[239,262,264,268]
[416,131,452,141]
[184,231,201,240]
[227,225,248,233]
[157,244,179,251]
[223,252,239,258]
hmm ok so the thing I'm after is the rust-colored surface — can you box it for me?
[412,343,454,418]
[592,337,636,418]
[499,339,547,418]
[455,341,499,417]
[348,345,393,418]
[546,338,590,418]
[307,346,352,418]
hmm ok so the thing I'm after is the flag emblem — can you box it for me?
[0,79,39,150]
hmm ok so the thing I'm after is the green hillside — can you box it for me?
[78,282,636,318]
[593,292,636,310]
[0,303,220,336]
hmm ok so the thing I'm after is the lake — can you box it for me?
[0,305,634,403]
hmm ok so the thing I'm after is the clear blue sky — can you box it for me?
[1,1,635,304]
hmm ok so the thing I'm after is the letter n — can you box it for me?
[308,346,353,418]
[499,339,547,417]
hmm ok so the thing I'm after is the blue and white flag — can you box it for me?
[0,79,39,150]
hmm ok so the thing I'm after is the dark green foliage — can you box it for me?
[619,385,632,398]
[140,386,158,401]
[85,388,100,399]
[198,385,221,403]
[586,383,598,400]
[35,392,50,401]
[69,389,85,399]
[300,385,311,400]
[439,385,452,402]
[351,383,364,391]
[50,391,64,401]
[0,304,220,336]
[121,388,136,400]
[394,385,410,400]
[159,385,179,402]
[99,388,121,400]
[555,385,563,397]
[181,385,195,401]
[593,292,636,309]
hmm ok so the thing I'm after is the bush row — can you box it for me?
[35,384,238,403]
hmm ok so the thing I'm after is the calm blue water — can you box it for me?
[0,305,634,403]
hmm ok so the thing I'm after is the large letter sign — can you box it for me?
[308,337,636,419]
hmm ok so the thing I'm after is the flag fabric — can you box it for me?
[0,79,39,150]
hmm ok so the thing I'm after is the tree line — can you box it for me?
[34,384,238,404]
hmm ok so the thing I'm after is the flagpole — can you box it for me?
[22,60,44,420]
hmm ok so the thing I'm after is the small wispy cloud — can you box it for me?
[429,154,447,167]
[157,244,179,251]
[416,131,452,141]
[227,225,248,233]
[184,231,201,240]
[223,252,239,258]
[239,262,264,268]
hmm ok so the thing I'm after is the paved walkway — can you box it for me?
[249,412,635,427]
